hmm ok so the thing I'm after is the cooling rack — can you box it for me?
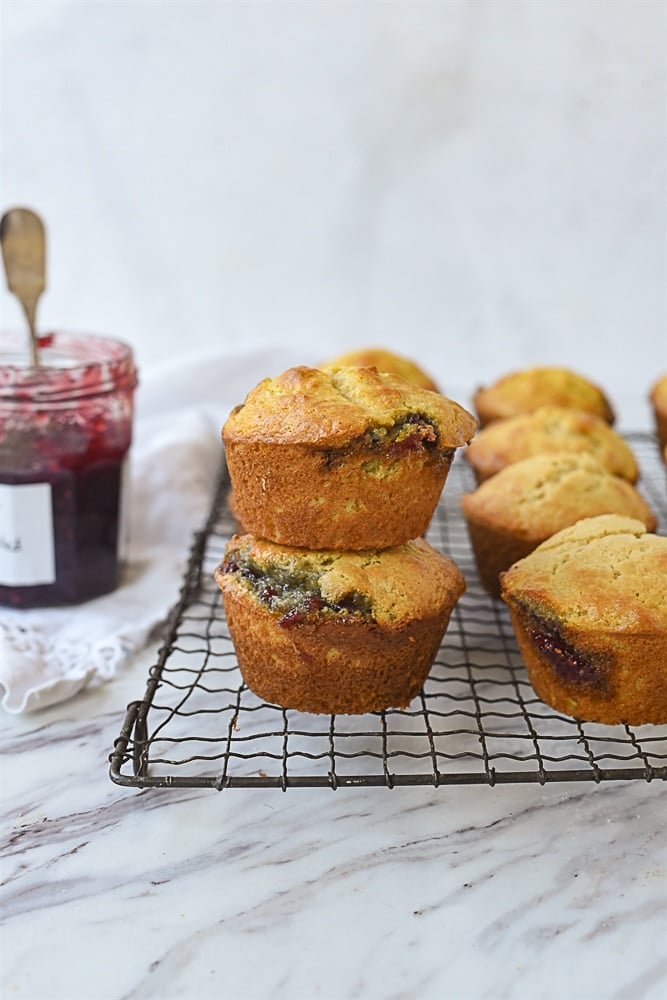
[109,432,667,790]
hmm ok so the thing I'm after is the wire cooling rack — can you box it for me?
[109,432,667,790]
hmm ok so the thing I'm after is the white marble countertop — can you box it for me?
[1,383,665,1000]
[1,371,665,1000]
[2,636,666,1000]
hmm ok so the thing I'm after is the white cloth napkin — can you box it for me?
[0,345,309,713]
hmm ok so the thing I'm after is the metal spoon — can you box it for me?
[0,207,47,366]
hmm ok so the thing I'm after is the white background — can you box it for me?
[1,0,665,426]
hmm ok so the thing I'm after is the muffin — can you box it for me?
[322,347,439,392]
[473,366,615,428]
[464,406,638,484]
[461,452,656,597]
[650,374,667,455]
[500,515,667,725]
[215,533,466,714]
[223,365,477,550]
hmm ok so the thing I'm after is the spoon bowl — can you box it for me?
[1,206,47,367]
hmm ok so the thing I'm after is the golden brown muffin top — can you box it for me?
[650,374,667,408]
[500,515,667,631]
[464,406,638,482]
[322,347,439,392]
[216,533,466,627]
[223,365,476,448]
[473,366,615,425]
[461,452,656,539]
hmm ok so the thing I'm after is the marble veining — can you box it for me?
[1,653,666,1000]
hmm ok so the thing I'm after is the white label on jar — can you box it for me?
[118,454,131,564]
[0,483,56,586]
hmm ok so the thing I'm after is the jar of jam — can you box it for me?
[0,331,138,608]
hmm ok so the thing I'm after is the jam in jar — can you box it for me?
[0,331,138,607]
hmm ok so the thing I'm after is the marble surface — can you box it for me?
[1,358,665,1000]
[1,637,666,1000]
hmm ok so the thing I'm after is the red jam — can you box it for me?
[529,622,603,687]
[0,332,138,607]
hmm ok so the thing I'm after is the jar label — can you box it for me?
[0,483,56,586]
[118,454,131,564]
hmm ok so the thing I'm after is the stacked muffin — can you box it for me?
[216,365,477,714]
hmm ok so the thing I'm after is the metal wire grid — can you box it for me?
[109,432,667,790]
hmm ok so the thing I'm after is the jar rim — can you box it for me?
[0,331,138,401]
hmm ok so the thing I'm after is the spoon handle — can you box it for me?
[1,207,47,366]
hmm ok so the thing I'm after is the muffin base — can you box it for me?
[225,440,454,550]
[465,521,538,598]
[220,587,455,715]
[504,602,667,726]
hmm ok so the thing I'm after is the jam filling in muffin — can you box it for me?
[526,612,608,689]
[500,515,667,725]
[365,412,438,450]
[324,412,450,469]
[219,549,373,629]
[215,533,467,714]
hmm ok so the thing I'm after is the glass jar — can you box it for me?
[0,331,138,608]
